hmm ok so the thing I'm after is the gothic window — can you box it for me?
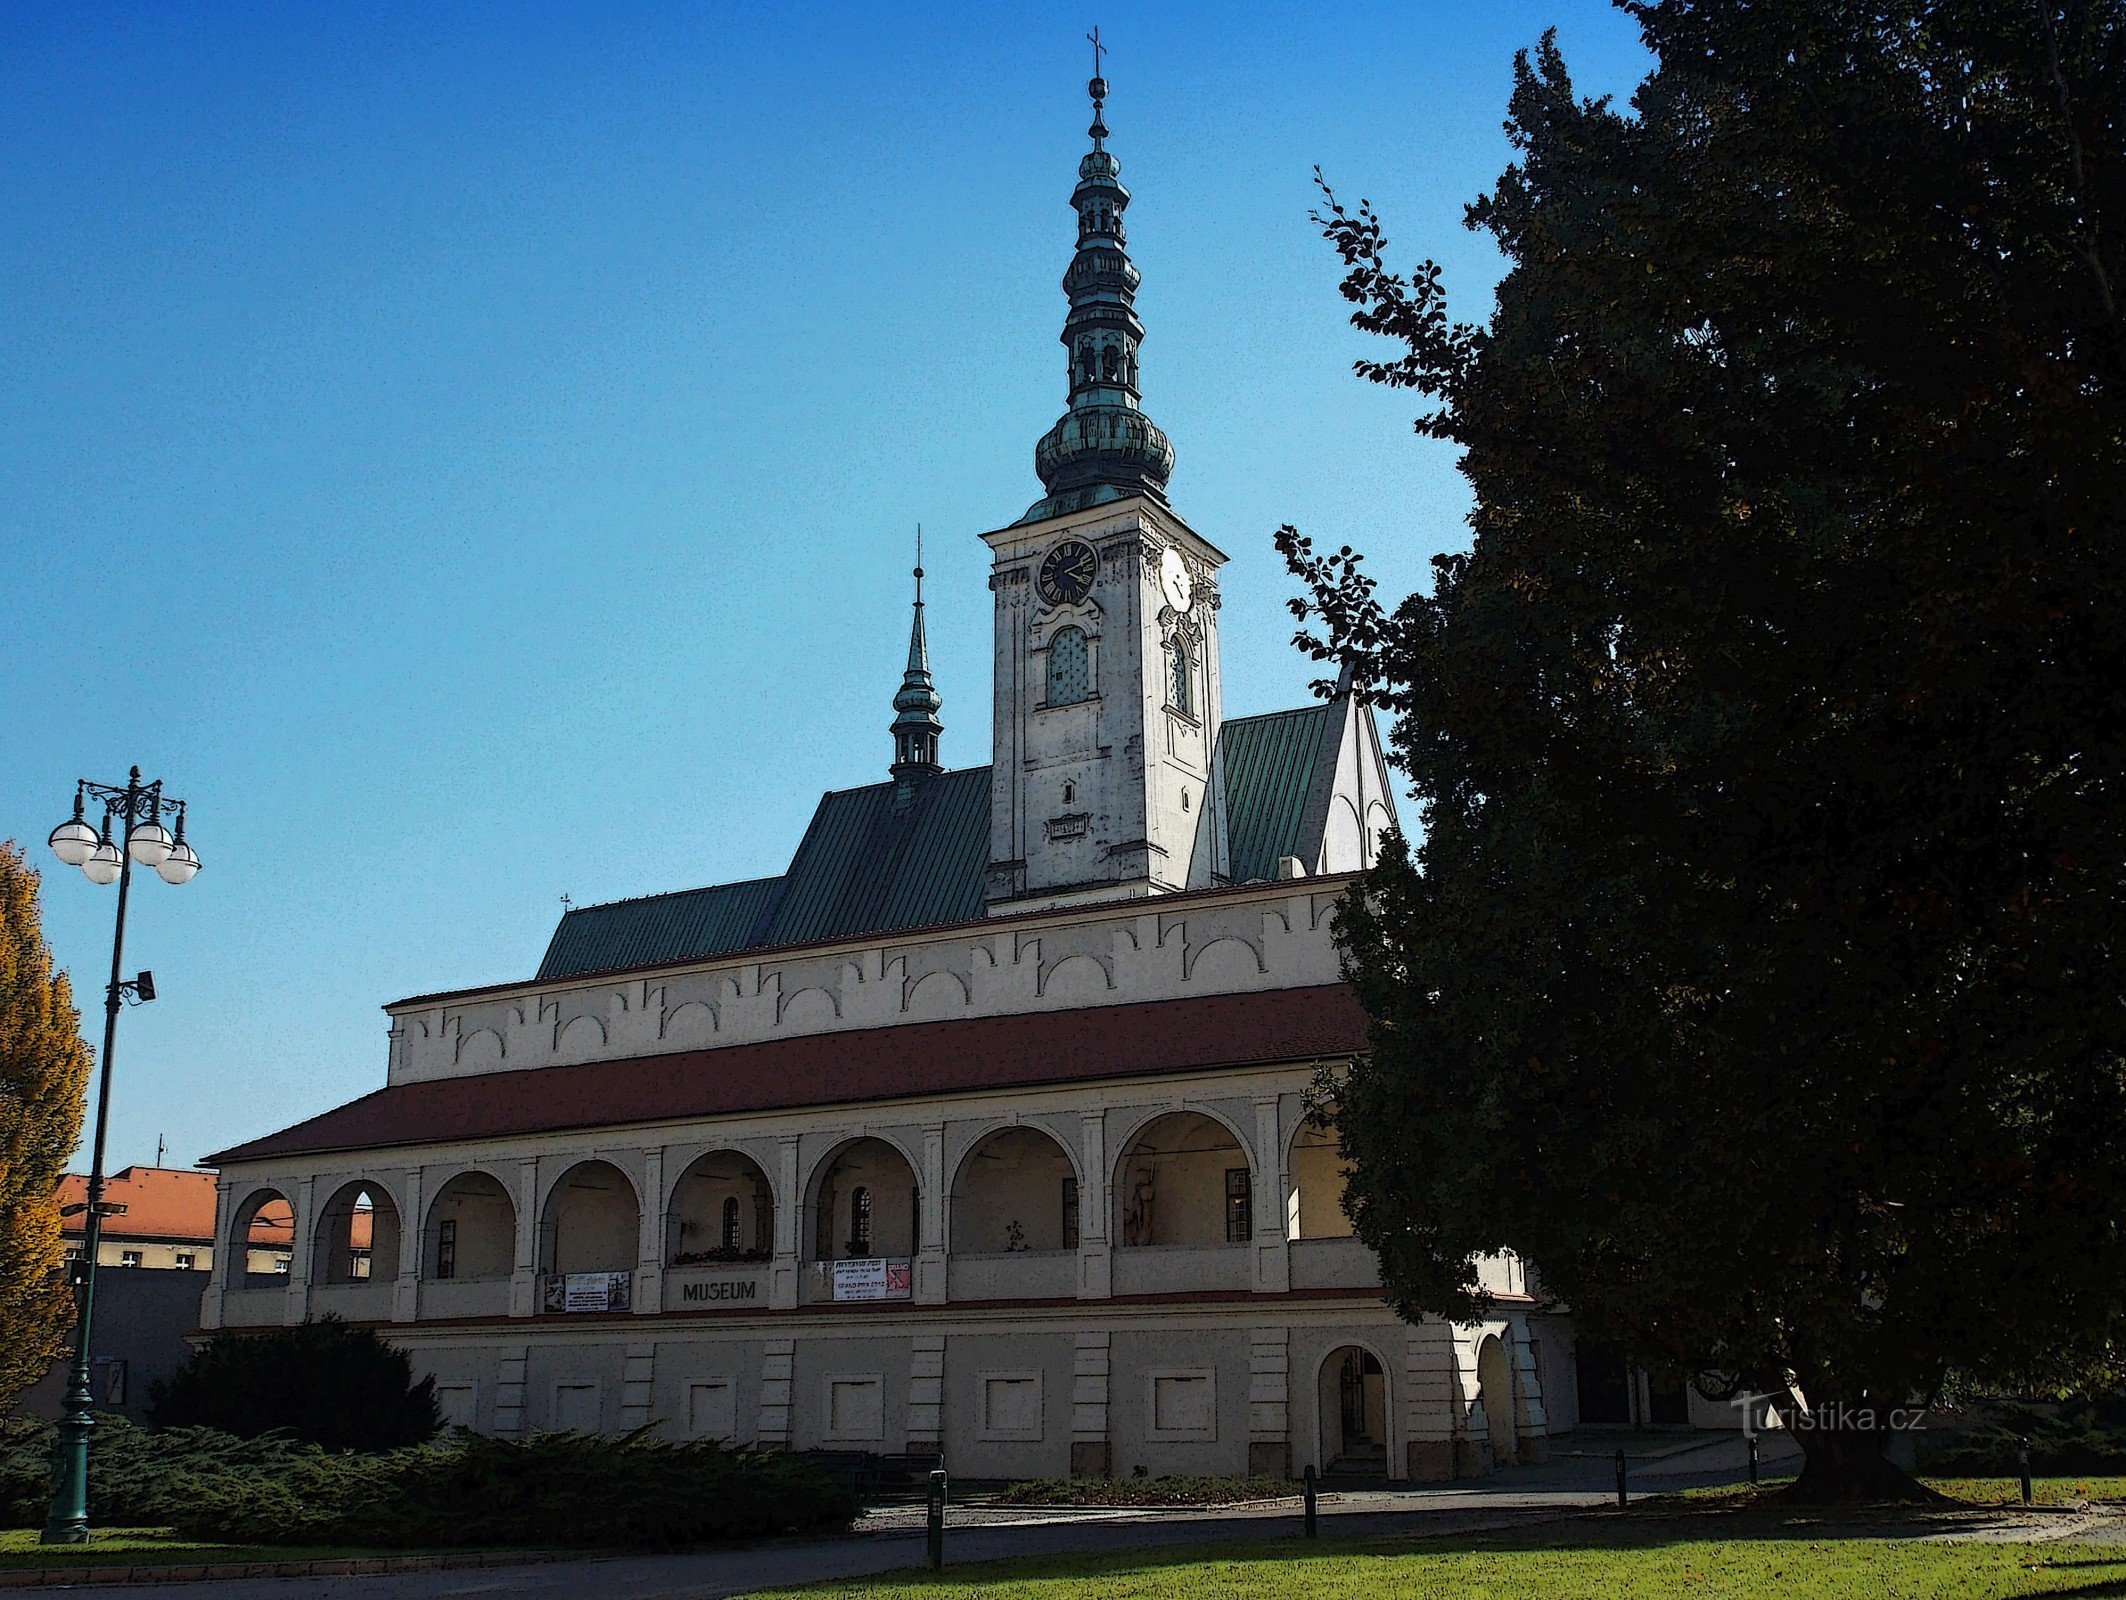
[1047,626,1091,707]
[721,1196,741,1250]
[1169,632,1194,716]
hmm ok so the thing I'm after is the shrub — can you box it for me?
[147,1316,439,1452]
[1919,1397,2126,1476]
[0,1414,857,1548]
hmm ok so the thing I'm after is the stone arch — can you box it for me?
[555,1013,606,1056]
[903,969,969,1018]
[1287,1116,1355,1240]
[230,1187,294,1286]
[1184,935,1264,984]
[950,1125,1081,1256]
[1476,1333,1517,1468]
[1317,1342,1394,1477]
[661,1001,717,1043]
[1039,953,1111,1000]
[456,1027,505,1066]
[1111,1109,1256,1249]
[665,1149,775,1264]
[778,985,840,1026]
[806,1136,920,1263]
[311,1179,401,1285]
[424,1169,516,1281]
[538,1159,640,1276]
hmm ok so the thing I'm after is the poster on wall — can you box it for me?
[542,1271,632,1313]
[830,1258,912,1302]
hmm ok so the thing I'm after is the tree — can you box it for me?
[1282,0,2126,1499]
[148,1317,441,1452]
[0,843,91,1406]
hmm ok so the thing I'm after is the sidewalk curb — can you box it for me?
[0,1549,583,1589]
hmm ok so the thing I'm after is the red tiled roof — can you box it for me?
[209,984,1370,1165]
[56,1167,216,1244]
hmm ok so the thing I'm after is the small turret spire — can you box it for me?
[1019,38,1176,524]
[890,525,944,789]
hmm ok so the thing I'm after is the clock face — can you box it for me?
[1038,539,1099,607]
[1158,547,1194,614]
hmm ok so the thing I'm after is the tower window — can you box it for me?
[1047,627,1091,707]
[722,1196,742,1250]
[1169,634,1194,716]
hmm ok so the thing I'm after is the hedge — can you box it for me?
[0,1416,856,1547]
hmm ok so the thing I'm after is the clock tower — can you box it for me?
[984,65,1228,909]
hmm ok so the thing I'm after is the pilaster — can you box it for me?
[281,1174,314,1324]
[392,1167,422,1322]
[199,1178,231,1330]
[509,1158,539,1318]
[1078,1111,1111,1298]
[635,1146,665,1315]
[1071,1330,1112,1477]
[771,1135,801,1310]
[1247,1327,1291,1479]
[907,1333,945,1455]
[621,1342,656,1429]
[758,1336,795,1448]
[916,1123,947,1304]
[492,1344,528,1435]
[1251,1095,1289,1292]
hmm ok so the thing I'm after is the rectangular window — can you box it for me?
[1061,1177,1080,1250]
[350,1249,372,1280]
[174,1252,195,1270]
[436,1220,457,1280]
[1224,1168,1252,1243]
[119,1250,142,1268]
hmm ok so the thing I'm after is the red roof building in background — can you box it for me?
[56,1165,312,1275]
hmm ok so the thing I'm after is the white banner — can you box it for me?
[830,1258,912,1302]
[542,1270,632,1313]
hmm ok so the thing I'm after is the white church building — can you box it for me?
[203,69,1573,1481]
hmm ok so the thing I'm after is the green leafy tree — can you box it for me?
[148,1317,441,1452]
[0,843,91,1406]
[1282,0,2126,1499]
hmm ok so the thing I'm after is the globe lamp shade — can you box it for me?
[48,818,98,868]
[82,840,123,886]
[127,821,174,868]
[155,841,201,885]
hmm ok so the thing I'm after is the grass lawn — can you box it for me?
[752,1519,2126,1600]
[1676,1476,2126,1508]
[0,1528,408,1570]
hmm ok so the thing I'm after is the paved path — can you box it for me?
[76,1431,1827,1600]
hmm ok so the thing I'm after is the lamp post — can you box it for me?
[41,768,200,1545]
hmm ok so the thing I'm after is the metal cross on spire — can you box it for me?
[1087,25,1106,84]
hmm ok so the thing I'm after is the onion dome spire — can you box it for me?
[1021,40,1176,523]
[890,527,944,788]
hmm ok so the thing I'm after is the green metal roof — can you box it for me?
[1221,703,1334,884]
[536,876,785,982]
[757,766,991,948]
[531,703,1357,983]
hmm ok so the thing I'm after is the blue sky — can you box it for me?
[2,2,1652,1170]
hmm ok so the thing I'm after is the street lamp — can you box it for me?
[39,768,201,1545]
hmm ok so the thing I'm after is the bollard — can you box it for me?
[1747,1434,1759,1487]
[1615,1448,1628,1510]
[1302,1464,1318,1538]
[2019,1437,2033,1508]
[927,1467,947,1570]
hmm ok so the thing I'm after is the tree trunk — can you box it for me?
[1781,1415,1942,1504]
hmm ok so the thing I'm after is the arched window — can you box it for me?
[1169,633,1194,715]
[850,1186,873,1255]
[721,1196,742,1250]
[1047,627,1091,707]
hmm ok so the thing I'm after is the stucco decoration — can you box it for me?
[660,1001,718,1044]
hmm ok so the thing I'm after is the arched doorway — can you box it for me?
[1113,1112,1252,1248]
[231,1189,294,1285]
[1477,1334,1517,1468]
[668,1150,774,1264]
[312,1181,400,1284]
[540,1160,640,1275]
[951,1127,1078,1255]
[811,1139,920,1262]
[1319,1345,1388,1477]
[425,1171,516,1281]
